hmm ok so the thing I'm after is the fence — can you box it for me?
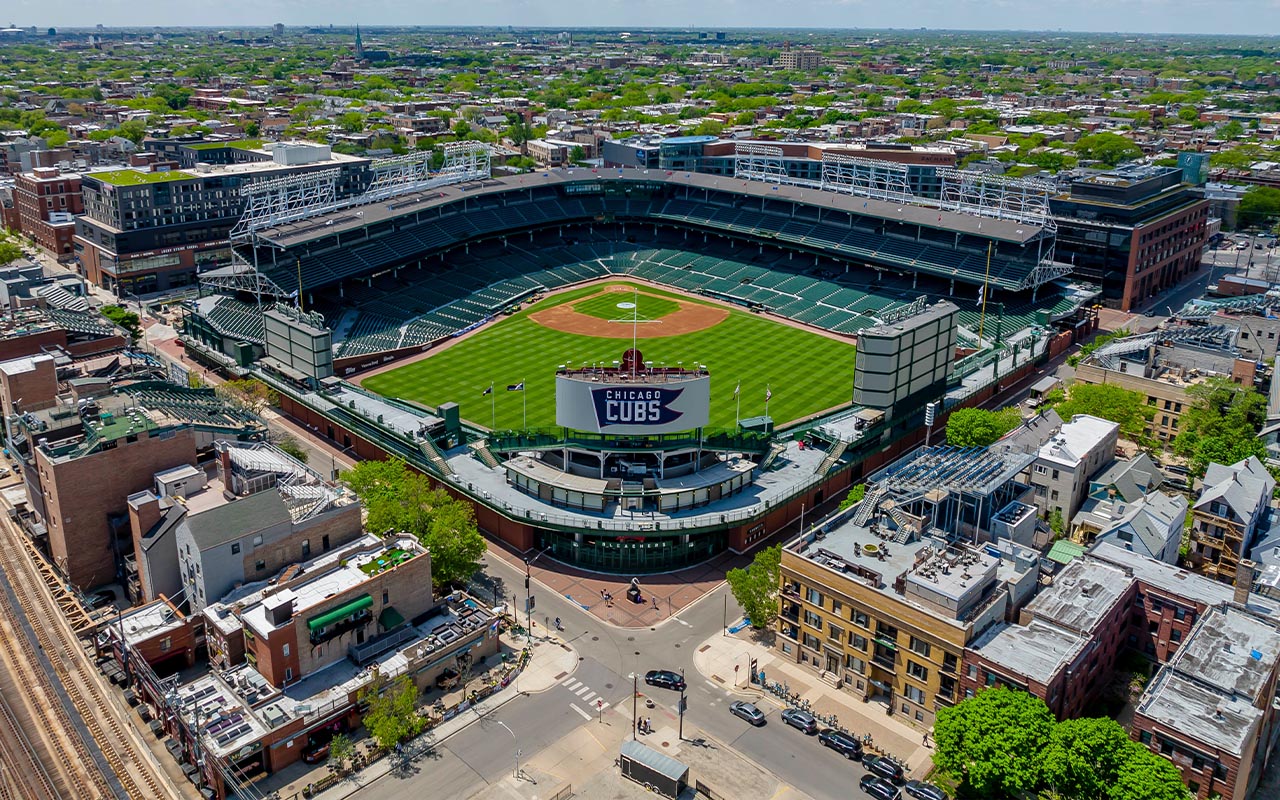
[548,784,574,800]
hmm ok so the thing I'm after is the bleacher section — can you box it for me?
[259,189,1046,299]
[195,296,267,345]
[322,222,1076,361]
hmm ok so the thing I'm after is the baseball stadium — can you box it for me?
[182,149,1100,573]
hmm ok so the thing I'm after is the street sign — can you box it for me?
[525,595,535,612]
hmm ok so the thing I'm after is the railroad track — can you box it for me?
[0,514,178,800]
[0,687,59,800]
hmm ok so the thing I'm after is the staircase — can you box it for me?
[759,442,787,471]
[470,441,502,469]
[419,439,453,477]
[815,439,849,475]
[852,486,887,527]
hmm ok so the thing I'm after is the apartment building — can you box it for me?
[13,380,262,588]
[777,444,1039,728]
[1074,326,1253,442]
[966,542,1280,800]
[776,45,821,71]
[1027,414,1119,521]
[13,166,83,261]
[74,142,369,294]
[128,441,362,607]
[1051,165,1210,311]
[1189,456,1275,585]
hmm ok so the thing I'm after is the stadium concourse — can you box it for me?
[180,164,1100,574]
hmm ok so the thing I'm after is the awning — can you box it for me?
[378,606,406,630]
[307,595,372,632]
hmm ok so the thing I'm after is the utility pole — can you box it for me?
[678,669,687,741]
[632,651,640,741]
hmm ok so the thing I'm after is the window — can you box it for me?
[831,600,843,616]
[302,540,311,558]
[852,610,869,628]
[283,643,290,657]
[255,560,266,571]
[845,655,866,674]
[1052,469,1060,481]
[907,660,929,681]
[1174,607,1187,621]
[802,633,821,651]
[1051,490,1060,501]
[915,711,924,721]
[160,637,171,652]
[904,685,925,704]
[985,671,997,687]
[382,589,389,604]
[908,637,931,658]
[803,610,823,629]
[1171,629,1182,643]
[252,534,263,547]
[1034,464,1047,475]
[231,543,240,555]
[876,622,898,641]
[828,623,844,641]
[938,676,956,699]
[285,667,293,683]
[850,633,868,651]
[967,664,978,680]
[805,588,824,606]
[943,653,959,674]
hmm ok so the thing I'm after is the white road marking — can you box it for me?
[581,690,596,702]
[575,685,592,697]
[569,703,592,721]
[563,678,580,689]
[673,617,691,627]
[704,679,718,689]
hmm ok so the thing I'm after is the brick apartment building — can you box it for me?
[966,543,1280,800]
[1051,165,1210,311]
[13,166,83,261]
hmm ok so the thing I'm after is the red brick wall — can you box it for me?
[36,427,198,587]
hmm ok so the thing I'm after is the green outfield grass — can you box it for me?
[572,290,681,322]
[361,282,857,430]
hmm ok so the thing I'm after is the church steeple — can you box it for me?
[354,24,364,60]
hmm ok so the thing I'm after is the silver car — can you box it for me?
[729,701,766,726]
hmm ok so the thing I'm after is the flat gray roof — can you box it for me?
[258,166,1045,249]
[1023,556,1131,635]
[969,619,1091,685]
[1137,670,1261,756]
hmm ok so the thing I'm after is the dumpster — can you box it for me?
[619,739,689,799]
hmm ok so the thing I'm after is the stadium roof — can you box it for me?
[254,167,1046,249]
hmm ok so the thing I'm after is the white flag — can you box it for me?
[765,387,773,402]
[734,382,740,397]
[977,285,985,305]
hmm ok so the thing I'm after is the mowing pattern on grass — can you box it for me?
[362,282,857,430]
[573,289,681,322]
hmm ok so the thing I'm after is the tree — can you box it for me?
[1220,120,1245,141]
[101,304,142,341]
[1068,328,1132,367]
[932,686,1055,798]
[1041,717,1134,800]
[1052,382,1153,442]
[1073,132,1142,166]
[359,674,424,750]
[216,377,278,415]
[1173,378,1268,477]
[274,434,310,464]
[421,496,486,588]
[569,145,586,164]
[945,407,1022,448]
[338,111,366,133]
[340,458,487,588]
[725,544,781,629]
[1239,186,1280,227]
[1048,508,1065,539]
[1176,105,1200,123]
[0,241,22,268]
[1108,743,1194,800]
[117,119,147,144]
[838,483,866,510]
[327,732,354,774]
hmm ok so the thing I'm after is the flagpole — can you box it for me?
[978,241,992,344]
[765,384,771,422]
[490,382,495,430]
[735,383,741,429]
[522,378,527,430]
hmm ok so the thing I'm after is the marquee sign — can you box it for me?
[556,374,710,435]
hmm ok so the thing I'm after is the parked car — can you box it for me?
[863,754,906,784]
[780,708,818,734]
[860,774,900,800]
[902,780,946,800]
[817,728,862,759]
[644,669,686,692]
[729,701,766,726]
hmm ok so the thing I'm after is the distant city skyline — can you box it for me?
[9,0,1280,37]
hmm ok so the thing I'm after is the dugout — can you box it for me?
[619,740,689,798]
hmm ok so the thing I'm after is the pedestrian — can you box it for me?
[646,717,652,734]
[652,596,659,611]
[922,732,930,747]
[637,718,644,734]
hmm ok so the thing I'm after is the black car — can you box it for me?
[780,708,818,734]
[644,670,686,692]
[88,589,117,610]
[818,728,862,759]
[863,754,906,784]
[860,774,900,800]
[902,780,946,800]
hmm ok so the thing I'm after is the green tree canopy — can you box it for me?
[725,544,780,629]
[1239,185,1280,227]
[341,458,487,587]
[945,406,1023,448]
[359,674,424,749]
[1073,132,1142,166]
[1052,382,1153,442]
[933,686,1055,797]
[1172,377,1268,478]
[0,241,23,268]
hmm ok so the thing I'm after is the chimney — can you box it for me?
[1235,559,1257,604]
[127,490,163,602]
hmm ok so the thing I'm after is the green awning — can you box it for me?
[1047,540,1085,566]
[378,606,406,630]
[308,594,372,632]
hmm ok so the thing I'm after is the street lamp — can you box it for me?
[633,650,641,741]
[489,718,522,780]
[331,443,357,480]
[524,545,552,640]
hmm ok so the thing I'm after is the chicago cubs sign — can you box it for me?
[556,374,711,435]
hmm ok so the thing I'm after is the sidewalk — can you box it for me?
[692,630,935,779]
[274,630,578,800]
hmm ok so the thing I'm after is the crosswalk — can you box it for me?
[561,675,611,718]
